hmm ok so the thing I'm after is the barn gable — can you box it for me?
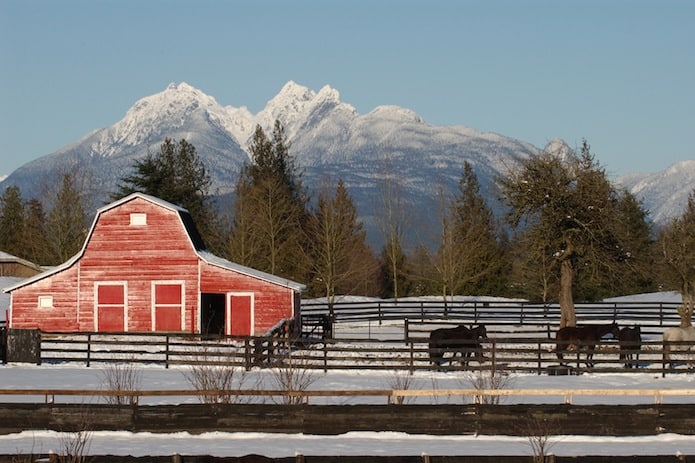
[4,193,305,335]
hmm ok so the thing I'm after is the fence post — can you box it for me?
[244,338,251,371]
[659,304,664,326]
[537,341,542,375]
[404,318,409,341]
[86,333,91,367]
[409,342,414,375]
[165,335,170,369]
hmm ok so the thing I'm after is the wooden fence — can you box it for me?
[301,299,683,329]
[18,299,687,376]
[38,330,695,376]
[2,387,695,406]
[2,392,695,432]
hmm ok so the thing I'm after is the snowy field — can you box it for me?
[1,365,695,457]
[1,291,693,457]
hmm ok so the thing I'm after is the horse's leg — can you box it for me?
[556,340,567,362]
[585,343,595,368]
[663,341,674,369]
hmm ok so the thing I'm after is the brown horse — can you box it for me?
[555,322,620,367]
[618,326,642,368]
[429,324,487,367]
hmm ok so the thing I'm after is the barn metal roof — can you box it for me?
[3,192,305,293]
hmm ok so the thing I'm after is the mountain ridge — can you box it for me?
[1,81,691,247]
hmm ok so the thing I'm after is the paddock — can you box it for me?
[25,321,694,377]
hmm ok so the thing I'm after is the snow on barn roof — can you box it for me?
[3,192,305,293]
[199,250,305,292]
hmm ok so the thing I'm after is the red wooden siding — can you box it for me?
[9,265,80,332]
[199,261,295,335]
[7,194,303,335]
[77,199,198,332]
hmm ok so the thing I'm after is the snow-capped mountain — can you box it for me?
[0,82,690,247]
[616,160,695,225]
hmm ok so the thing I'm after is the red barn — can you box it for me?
[3,193,305,336]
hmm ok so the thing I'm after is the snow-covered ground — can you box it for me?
[0,365,694,457]
[1,291,693,457]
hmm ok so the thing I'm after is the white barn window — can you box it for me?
[38,295,53,308]
[130,213,147,226]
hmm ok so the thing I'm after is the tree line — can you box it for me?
[1,123,693,327]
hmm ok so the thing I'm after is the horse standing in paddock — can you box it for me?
[618,326,642,368]
[429,324,487,367]
[662,326,695,369]
[555,322,620,368]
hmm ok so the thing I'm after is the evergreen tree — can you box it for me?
[22,198,48,264]
[115,138,223,253]
[499,140,634,327]
[408,244,438,296]
[0,185,26,257]
[432,163,507,300]
[450,162,508,296]
[229,121,309,281]
[44,171,89,265]
[306,179,378,304]
[576,189,655,298]
[508,225,558,302]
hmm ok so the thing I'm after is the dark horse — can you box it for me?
[618,326,642,368]
[429,324,487,367]
[555,322,620,367]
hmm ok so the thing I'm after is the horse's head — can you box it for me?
[473,325,487,339]
[609,322,620,338]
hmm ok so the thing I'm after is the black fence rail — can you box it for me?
[39,330,695,377]
[301,299,683,339]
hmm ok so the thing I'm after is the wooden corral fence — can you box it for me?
[36,329,695,377]
[4,298,685,375]
[301,299,683,336]
[2,387,695,406]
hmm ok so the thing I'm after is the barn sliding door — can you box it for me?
[95,283,127,332]
[152,282,184,332]
[228,293,253,336]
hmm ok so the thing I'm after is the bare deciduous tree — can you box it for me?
[100,361,142,405]
[658,190,695,327]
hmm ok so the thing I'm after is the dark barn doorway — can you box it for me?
[201,293,225,336]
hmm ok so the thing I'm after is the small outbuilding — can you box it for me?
[3,193,305,336]
[0,251,45,278]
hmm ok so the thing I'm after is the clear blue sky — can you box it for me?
[1,0,693,179]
